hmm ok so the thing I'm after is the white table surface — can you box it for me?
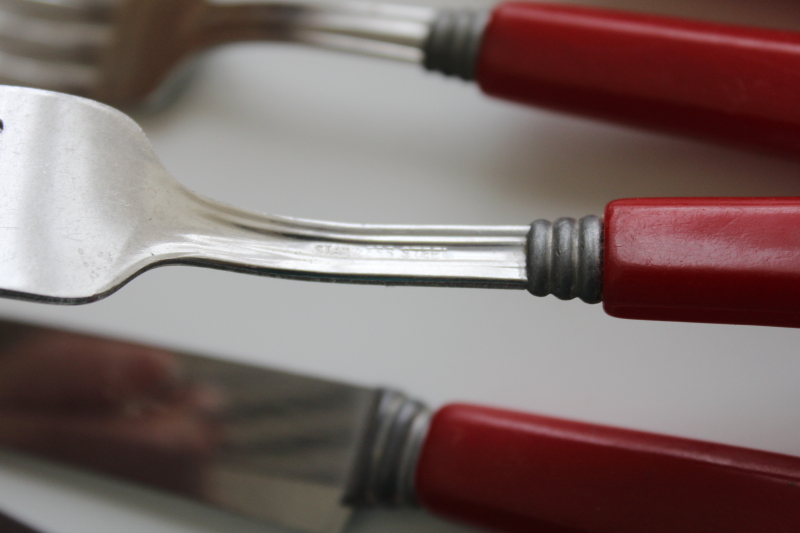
[2,0,800,531]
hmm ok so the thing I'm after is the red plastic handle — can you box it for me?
[416,404,800,533]
[603,197,800,328]
[476,2,800,155]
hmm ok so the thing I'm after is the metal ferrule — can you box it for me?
[423,8,490,80]
[527,216,603,304]
[345,390,431,507]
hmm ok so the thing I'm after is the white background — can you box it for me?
[2,0,800,531]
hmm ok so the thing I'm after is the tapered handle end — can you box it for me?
[474,2,800,155]
[415,403,800,533]
[603,197,800,327]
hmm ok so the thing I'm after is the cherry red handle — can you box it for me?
[603,197,800,328]
[476,2,800,155]
[415,404,800,533]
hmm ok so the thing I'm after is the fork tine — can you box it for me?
[0,0,112,94]
[0,50,97,92]
[0,8,112,62]
[0,0,120,22]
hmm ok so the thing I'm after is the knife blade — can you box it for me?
[0,320,799,533]
[0,319,436,533]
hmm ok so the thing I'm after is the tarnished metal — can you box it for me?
[0,0,489,109]
[0,86,604,304]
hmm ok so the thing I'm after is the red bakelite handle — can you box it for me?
[415,404,800,533]
[476,2,800,155]
[603,197,800,327]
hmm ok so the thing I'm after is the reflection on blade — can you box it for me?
[0,320,380,533]
[187,355,377,533]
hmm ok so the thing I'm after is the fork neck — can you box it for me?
[193,2,489,77]
[165,192,531,290]
[100,0,488,108]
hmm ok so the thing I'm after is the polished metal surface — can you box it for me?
[0,86,606,304]
[0,0,482,109]
[0,86,546,304]
[181,353,379,532]
[0,319,391,533]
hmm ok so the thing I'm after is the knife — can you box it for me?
[0,320,798,533]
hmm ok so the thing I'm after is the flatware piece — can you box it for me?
[1,86,800,328]
[4,0,800,154]
[0,320,798,533]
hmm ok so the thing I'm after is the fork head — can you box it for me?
[0,0,443,110]
[0,0,208,110]
[0,85,194,303]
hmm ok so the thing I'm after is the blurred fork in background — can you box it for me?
[0,0,118,101]
[0,0,442,110]
[10,0,800,154]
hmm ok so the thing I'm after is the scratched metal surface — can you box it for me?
[1,0,800,532]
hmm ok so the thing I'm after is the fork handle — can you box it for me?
[528,198,800,328]
[416,404,800,533]
[473,2,800,155]
[601,197,800,327]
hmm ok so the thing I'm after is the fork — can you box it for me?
[2,85,800,328]
[6,0,800,155]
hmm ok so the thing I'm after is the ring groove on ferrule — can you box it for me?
[344,389,430,507]
[423,9,489,80]
[527,216,603,303]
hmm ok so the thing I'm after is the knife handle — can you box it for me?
[415,404,800,533]
[475,2,800,155]
[602,197,800,328]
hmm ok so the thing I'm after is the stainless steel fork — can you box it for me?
[0,85,602,305]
